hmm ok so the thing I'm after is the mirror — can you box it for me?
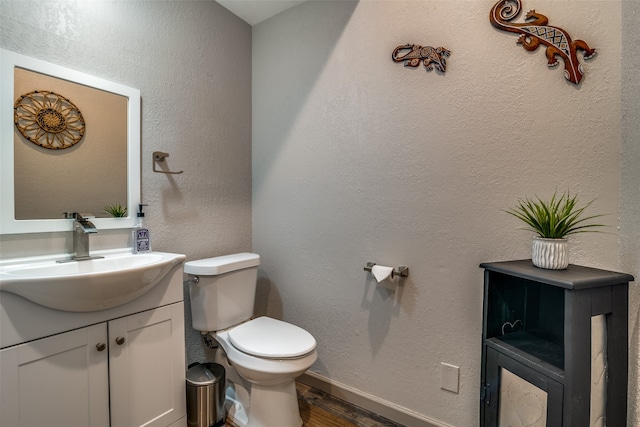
[1,49,140,234]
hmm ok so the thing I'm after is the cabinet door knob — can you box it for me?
[96,343,106,352]
[115,337,126,345]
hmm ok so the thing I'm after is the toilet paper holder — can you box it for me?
[364,262,409,278]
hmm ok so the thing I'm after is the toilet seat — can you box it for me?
[228,317,316,359]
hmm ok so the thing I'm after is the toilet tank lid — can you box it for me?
[184,253,260,275]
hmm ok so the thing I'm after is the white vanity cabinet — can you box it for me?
[109,302,186,427]
[0,323,110,427]
[0,252,187,427]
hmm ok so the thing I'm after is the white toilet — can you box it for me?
[185,253,317,427]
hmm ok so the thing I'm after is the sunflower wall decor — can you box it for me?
[14,90,86,149]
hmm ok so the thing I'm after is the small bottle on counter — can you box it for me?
[132,204,151,253]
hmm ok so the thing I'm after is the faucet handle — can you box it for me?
[62,212,95,221]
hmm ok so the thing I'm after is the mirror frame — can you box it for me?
[1,49,140,234]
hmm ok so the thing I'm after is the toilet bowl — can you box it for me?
[213,317,317,426]
[185,253,317,427]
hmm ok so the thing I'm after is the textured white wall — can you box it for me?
[252,1,626,425]
[0,1,252,363]
[621,0,640,424]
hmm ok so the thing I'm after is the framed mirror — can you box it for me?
[0,49,140,234]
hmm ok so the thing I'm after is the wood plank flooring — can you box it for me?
[226,382,405,427]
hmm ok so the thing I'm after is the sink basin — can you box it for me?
[0,252,185,312]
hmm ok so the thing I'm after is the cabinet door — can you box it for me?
[0,323,109,427]
[109,302,186,427]
[483,347,563,427]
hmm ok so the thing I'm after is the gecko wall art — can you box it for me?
[392,44,451,74]
[489,0,596,84]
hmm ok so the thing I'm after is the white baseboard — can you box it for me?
[298,371,454,427]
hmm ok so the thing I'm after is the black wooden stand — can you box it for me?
[479,260,633,427]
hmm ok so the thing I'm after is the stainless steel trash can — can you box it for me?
[186,362,226,427]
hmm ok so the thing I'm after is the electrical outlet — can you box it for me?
[440,362,459,393]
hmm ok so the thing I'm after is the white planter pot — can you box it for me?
[532,237,569,270]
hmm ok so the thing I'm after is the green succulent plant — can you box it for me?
[505,191,605,239]
[103,203,128,218]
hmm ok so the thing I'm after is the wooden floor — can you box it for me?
[226,382,405,427]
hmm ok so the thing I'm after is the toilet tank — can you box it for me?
[185,253,260,332]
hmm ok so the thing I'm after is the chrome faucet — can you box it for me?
[57,212,104,262]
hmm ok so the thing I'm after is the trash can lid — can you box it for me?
[186,362,225,386]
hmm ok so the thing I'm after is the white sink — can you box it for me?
[0,252,185,312]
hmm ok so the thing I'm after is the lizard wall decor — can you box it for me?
[489,0,596,84]
[392,44,451,73]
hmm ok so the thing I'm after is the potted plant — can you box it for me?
[103,203,128,218]
[504,191,605,269]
